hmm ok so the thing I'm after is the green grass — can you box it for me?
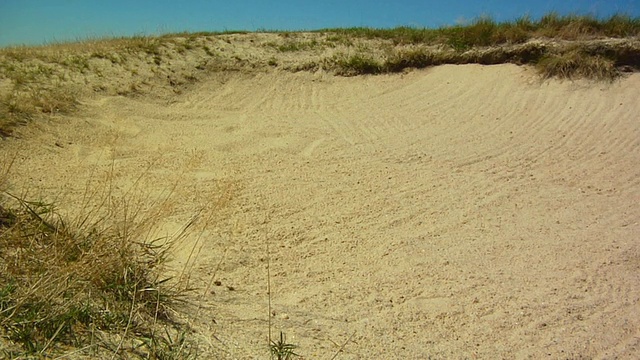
[270,332,299,360]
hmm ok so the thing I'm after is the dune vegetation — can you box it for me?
[2,13,639,136]
[0,13,639,358]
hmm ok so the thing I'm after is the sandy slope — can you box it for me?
[3,64,640,359]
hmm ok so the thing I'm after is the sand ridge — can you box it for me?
[3,65,639,358]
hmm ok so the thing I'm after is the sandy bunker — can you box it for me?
[4,64,640,358]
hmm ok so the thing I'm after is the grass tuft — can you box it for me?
[384,48,445,72]
[333,53,384,75]
[270,332,299,360]
[0,179,198,357]
[536,50,618,80]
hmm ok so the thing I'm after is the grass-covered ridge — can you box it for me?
[1,13,639,136]
[321,13,640,48]
[321,13,640,76]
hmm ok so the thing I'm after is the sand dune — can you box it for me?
[4,64,640,358]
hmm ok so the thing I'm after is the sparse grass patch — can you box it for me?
[1,62,56,87]
[0,174,201,358]
[1,83,79,124]
[30,85,80,114]
[0,49,85,131]
[270,332,299,360]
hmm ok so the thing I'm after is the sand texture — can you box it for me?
[3,64,640,358]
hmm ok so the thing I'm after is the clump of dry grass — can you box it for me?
[331,53,383,76]
[0,172,200,358]
[536,49,618,80]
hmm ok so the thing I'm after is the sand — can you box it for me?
[2,64,639,358]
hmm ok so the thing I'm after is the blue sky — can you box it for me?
[1,0,639,47]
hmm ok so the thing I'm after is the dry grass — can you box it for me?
[536,49,618,80]
[0,167,205,358]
